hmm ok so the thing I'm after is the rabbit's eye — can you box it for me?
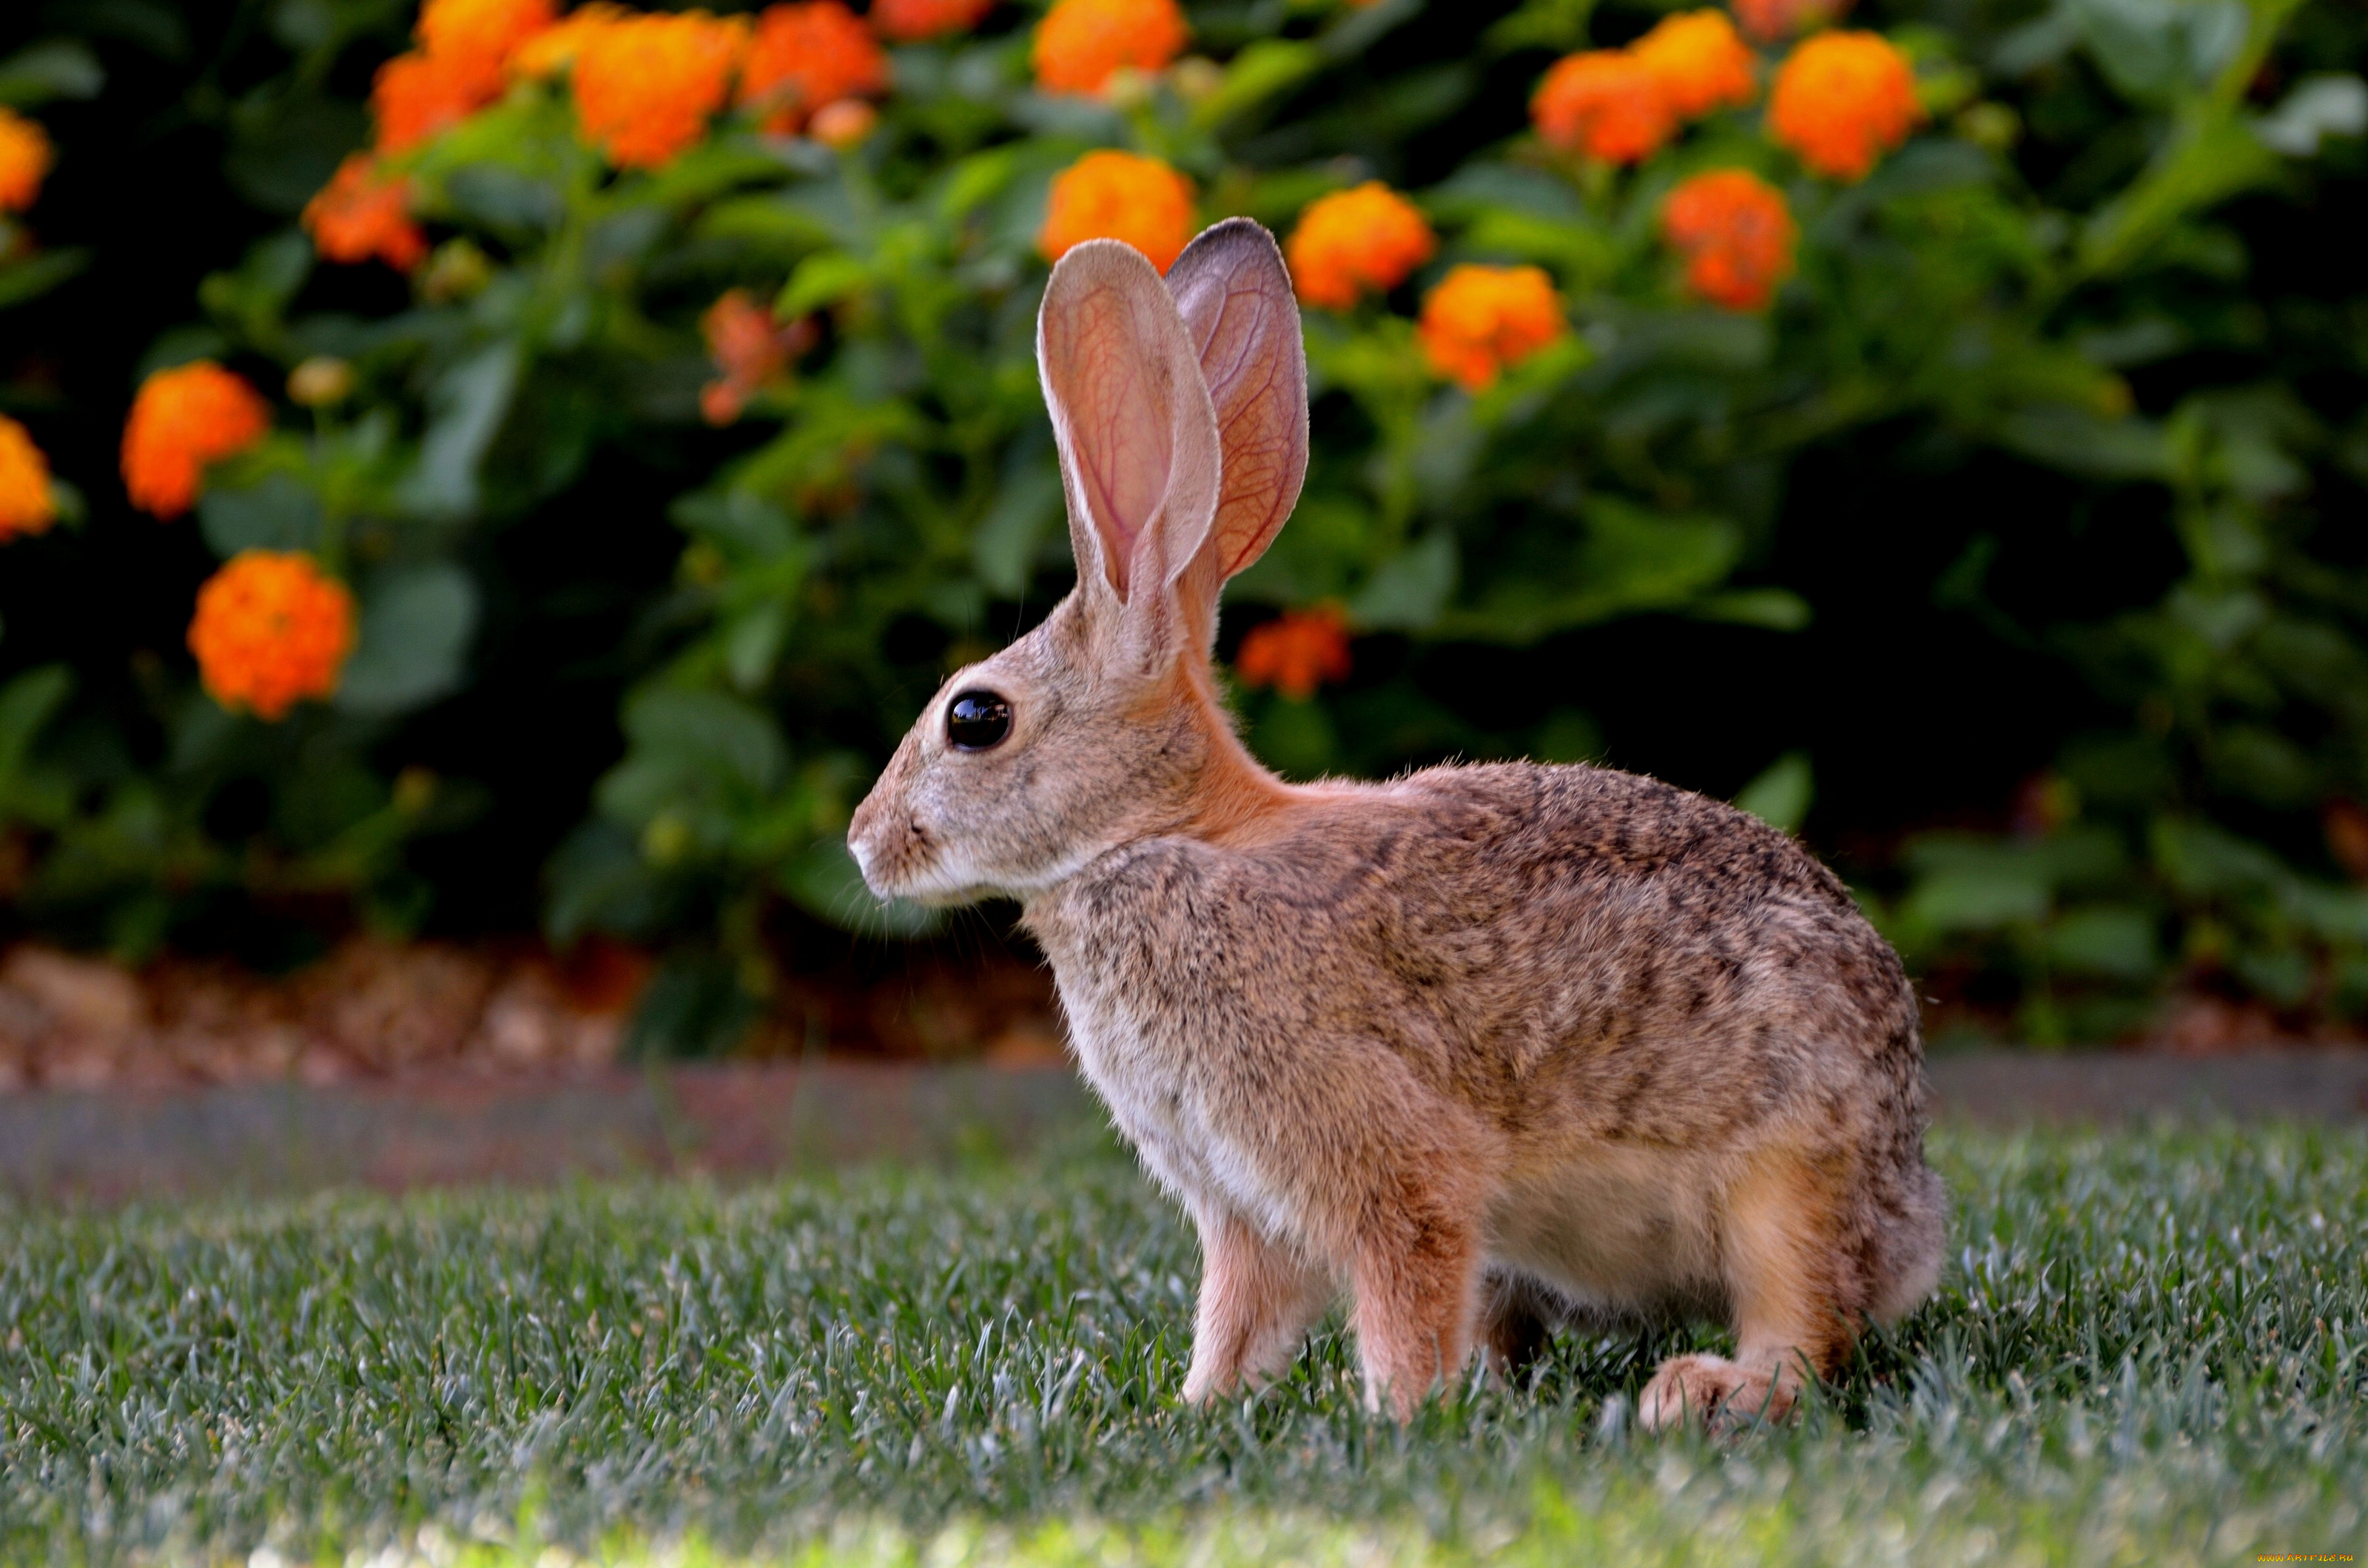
[946,690,1012,751]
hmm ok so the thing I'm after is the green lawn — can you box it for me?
[3,1123,2364,1566]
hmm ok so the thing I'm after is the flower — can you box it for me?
[1531,50,1674,164]
[1236,606,1350,700]
[416,0,558,78]
[0,416,57,542]
[1417,265,1566,391]
[1632,11,1756,119]
[186,551,357,721]
[1732,0,1850,45]
[1769,31,1921,181]
[1285,183,1436,310]
[1032,0,1188,98]
[371,51,494,152]
[809,98,879,147]
[0,107,53,212]
[302,155,428,272]
[1661,169,1795,310]
[573,10,749,167]
[739,1,887,135]
[512,2,628,76]
[871,0,995,41]
[700,289,817,424]
[287,357,357,408]
[1038,150,1196,272]
[121,362,272,519]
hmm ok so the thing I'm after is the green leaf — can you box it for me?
[397,343,520,519]
[781,839,944,938]
[198,473,323,556]
[334,565,480,716]
[1734,753,1814,835]
[2047,906,2162,980]
[1350,531,1457,633]
[778,252,872,319]
[0,41,104,106]
[0,249,90,309]
[1192,40,1322,129]
[972,455,1062,599]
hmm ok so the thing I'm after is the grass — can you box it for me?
[3,1123,2366,1565]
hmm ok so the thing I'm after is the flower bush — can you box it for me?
[0,0,2364,1047]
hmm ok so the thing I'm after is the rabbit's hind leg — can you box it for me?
[1638,1147,1858,1431]
[1183,1206,1334,1405]
[1479,1267,1561,1386]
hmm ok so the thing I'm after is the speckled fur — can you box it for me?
[850,222,1945,1426]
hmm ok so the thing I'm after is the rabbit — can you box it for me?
[848,218,1946,1428]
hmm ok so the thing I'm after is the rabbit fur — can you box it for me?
[848,219,1945,1427]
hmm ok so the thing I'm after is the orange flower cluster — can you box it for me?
[186,551,357,721]
[1418,265,1566,391]
[0,107,52,212]
[513,2,628,76]
[1661,169,1794,310]
[573,10,750,167]
[372,0,556,152]
[121,362,272,519]
[1032,0,1188,97]
[1633,10,1757,118]
[1531,11,1752,165]
[741,1,887,134]
[0,415,57,542]
[1236,606,1351,701]
[870,0,995,41]
[1285,183,1435,310]
[1769,30,1920,180]
[303,154,428,272]
[1733,0,1849,44]
[1531,51,1671,164]
[700,289,817,424]
[1038,150,1196,273]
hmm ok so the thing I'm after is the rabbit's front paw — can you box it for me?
[1638,1352,1797,1431]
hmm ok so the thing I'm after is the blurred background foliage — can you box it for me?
[0,0,2364,1051]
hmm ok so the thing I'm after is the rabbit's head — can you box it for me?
[849,219,1308,905]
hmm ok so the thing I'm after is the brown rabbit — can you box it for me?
[848,219,1945,1427]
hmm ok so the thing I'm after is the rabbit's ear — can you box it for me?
[1165,218,1308,585]
[1037,240,1222,613]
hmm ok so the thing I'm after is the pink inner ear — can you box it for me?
[1166,223,1308,585]
[1051,280,1180,597]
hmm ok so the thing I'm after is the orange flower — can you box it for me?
[303,155,429,272]
[512,2,628,77]
[699,289,817,424]
[1285,183,1436,310]
[186,551,357,721]
[0,416,57,542]
[1531,50,1673,164]
[372,50,500,152]
[1032,0,1188,97]
[1038,150,1196,272]
[121,362,272,519]
[739,1,888,134]
[573,10,749,168]
[0,107,53,212]
[1417,265,1566,391]
[1632,10,1756,118]
[1769,31,1921,181]
[416,0,557,77]
[1732,0,1850,44]
[870,0,995,41]
[1661,169,1794,310]
[1236,606,1351,701]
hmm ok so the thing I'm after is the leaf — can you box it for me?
[1350,531,1458,633]
[1994,405,2170,480]
[0,249,90,309]
[1192,40,1322,129]
[334,565,480,716]
[2253,73,2368,156]
[781,838,944,938]
[0,41,104,106]
[2047,907,2162,980]
[1691,588,1813,631]
[397,343,520,519]
[0,664,72,781]
[1734,753,1814,835]
[971,454,1062,599]
[198,473,323,556]
[778,252,872,319]
[618,687,787,799]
